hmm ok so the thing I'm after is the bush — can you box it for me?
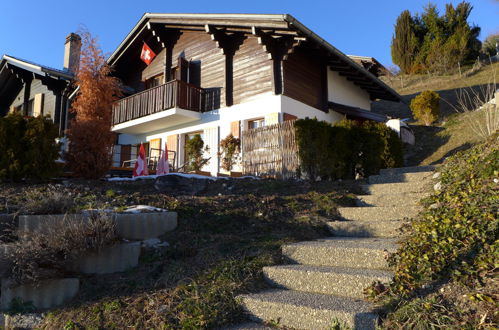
[0,113,60,182]
[219,134,240,172]
[185,134,209,172]
[66,30,122,179]
[410,90,440,126]
[22,187,74,215]
[388,135,498,295]
[5,213,118,286]
[295,118,403,180]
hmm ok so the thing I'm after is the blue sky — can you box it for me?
[1,0,497,70]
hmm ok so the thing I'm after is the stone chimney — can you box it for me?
[63,33,81,74]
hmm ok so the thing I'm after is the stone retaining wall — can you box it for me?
[18,212,177,240]
[0,278,79,310]
[73,242,141,275]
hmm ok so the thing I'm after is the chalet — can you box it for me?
[0,33,81,135]
[108,14,401,175]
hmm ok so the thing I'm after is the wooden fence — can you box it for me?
[241,120,299,179]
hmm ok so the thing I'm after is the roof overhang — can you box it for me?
[107,13,401,103]
[1,55,73,81]
[329,102,388,122]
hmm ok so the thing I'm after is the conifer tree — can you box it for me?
[391,10,419,74]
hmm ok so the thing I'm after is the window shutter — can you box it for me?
[33,93,44,117]
[230,121,240,138]
[264,112,279,125]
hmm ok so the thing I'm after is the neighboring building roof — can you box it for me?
[0,55,74,81]
[329,102,389,122]
[347,55,390,77]
[107,13,401,102]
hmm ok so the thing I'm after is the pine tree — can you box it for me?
[391,10,419,74]
[66,30,122,179]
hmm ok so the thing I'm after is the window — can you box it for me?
[248,118,265,130]
[145,74,165,89]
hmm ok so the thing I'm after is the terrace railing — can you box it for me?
[112,80,219,125]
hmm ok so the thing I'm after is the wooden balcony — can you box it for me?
[112,79,219,126]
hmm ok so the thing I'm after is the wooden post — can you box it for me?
[205,25,246,107]
[22,76,33,116]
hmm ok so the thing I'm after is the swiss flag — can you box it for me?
[156,142,169,176]
[133,143,149,177]
[140,42,156,65]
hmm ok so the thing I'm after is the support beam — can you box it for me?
[22,75,33,115]
[205,25,246,106]
[252,27,302,95]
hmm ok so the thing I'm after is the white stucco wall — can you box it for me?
[116,93,348,175]
[327,70,371,110]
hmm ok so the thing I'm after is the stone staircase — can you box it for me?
[231,166,435,330]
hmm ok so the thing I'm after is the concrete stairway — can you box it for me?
[232,166,434,330]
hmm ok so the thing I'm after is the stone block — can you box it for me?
[0,278,79,311]
[114,212,177,240]
[18,214,86,234]
[73,242,140,274]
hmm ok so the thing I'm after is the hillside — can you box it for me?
[373,62,498,166]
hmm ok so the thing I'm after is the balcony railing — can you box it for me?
[112,80,219,125]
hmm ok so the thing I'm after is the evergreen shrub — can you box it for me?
[0,113,60,181]
[185,134,209,172]
[410,90,441,126]
[294,118,403,180]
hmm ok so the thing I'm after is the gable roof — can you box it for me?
[0,55,74,81]
[108,13,401,102]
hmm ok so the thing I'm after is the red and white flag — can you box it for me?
[156,142,170,176]
[140,42,156,65]
[133,143,149,177]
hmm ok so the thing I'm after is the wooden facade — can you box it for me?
[0,56,73,134]
[109,14,401,124]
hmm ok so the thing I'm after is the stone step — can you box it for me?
[263,264,393,299]
[222,322,273,329]
[379,165,435,176]
[361,181,429,195]
[338,206,420,221]
[238,289,377,330]
[282,237,397,270]
[368,171,434,184]
[327,220,405,238]
[355,192,428,207]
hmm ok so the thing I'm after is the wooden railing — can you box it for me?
[112,80,219,125]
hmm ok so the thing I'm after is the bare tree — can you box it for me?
[453,64,498,139]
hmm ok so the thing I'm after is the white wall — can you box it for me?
[327,70,371,110]
[116,93,348,174]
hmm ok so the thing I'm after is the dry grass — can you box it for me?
[382,62,499,96]
[5,213,117,286]
[375,61,498,166]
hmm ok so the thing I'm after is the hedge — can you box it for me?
[0,113,60,181]
[295,118,403,180]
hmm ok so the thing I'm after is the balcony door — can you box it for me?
[175,56,200,87]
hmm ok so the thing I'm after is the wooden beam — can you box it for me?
[205,25,246,106]
[252,27,302,95]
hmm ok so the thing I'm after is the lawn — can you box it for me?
[0,178,357,328]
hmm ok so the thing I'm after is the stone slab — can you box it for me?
[114,212,177,240]
[379,165,435,176]
[282,237,397,270]
[0,278,79,311]
[368,171,434,184]
[73,242,140,274]
[327,220,405,238]
[18,212,177,241]
[263,264,393,299]
[239,289,377,330]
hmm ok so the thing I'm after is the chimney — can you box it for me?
[63,33,81,74]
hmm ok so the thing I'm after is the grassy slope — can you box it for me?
[0,179,358,328]
[373,62,498,165]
